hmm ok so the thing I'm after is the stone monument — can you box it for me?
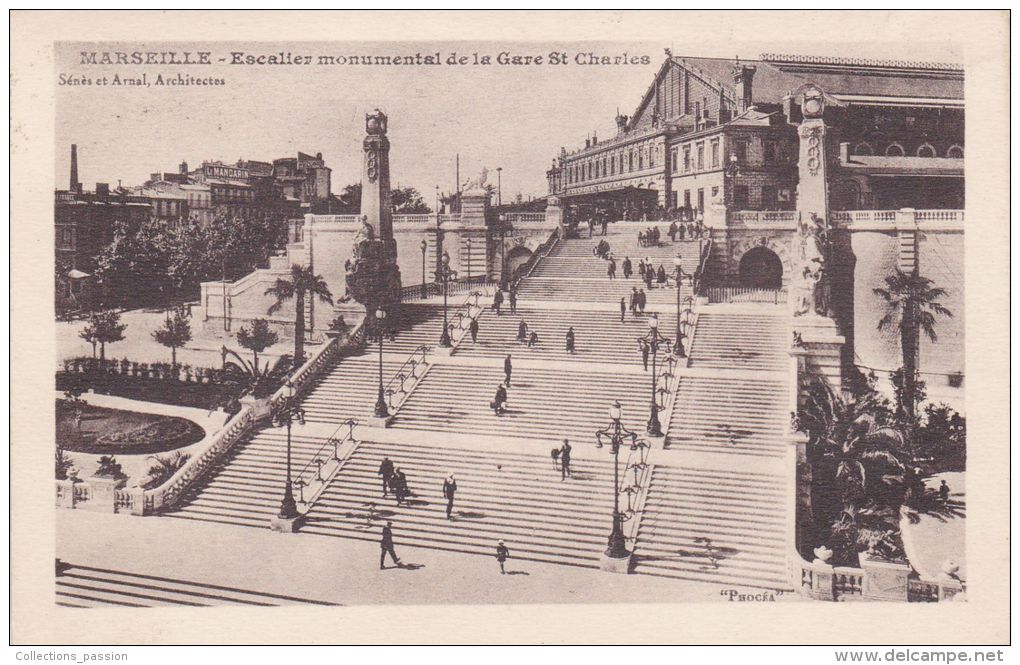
[344,109,402,317]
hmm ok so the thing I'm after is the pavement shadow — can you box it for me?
[456,511,486,519]
[505,570,530,576]
[397,562,426,571]
[905,489,967,524]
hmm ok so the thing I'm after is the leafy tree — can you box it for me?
[235,318,279,374]
[82,310,126,360]
[391,186,432,214]
[55,443,74,480]
[798,379,908,565]
[266,265,333,363]
[915,403,966,473]
[152,307,192,368]
[873,269,952,422]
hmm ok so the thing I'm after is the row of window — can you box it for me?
[853,142,964,159]
[565,143,662,185]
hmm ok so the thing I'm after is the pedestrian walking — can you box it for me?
[380,521,401,569]
[588,218,595,238]
[509,288,518,314]
[622,256,632,279]
[565,326,576,354]
[527,331,538,347]
[641,343,650,371]
[493,290,504,316]
[496,541,511,574]
[630,287,638,314]
[492,383,508,415]
[560,439,572,480]
[607,258,616,280]
[939,480,951,503]
[378,456,395,498]
[469,317,479,343]
[638,259,646,279]
[620,297,626,323]
[443,474,457,519]
[679,222,686,241]
[657,264,667,285]
[504,354,512,386]
[601,217,609,235]
[393,467,409,505]
[517,319,528,344]
[638,288,647,313]
[668,221,677,242]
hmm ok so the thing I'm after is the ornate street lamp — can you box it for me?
[373,307,390,418]
[273,381,306,520]
[497,214,512,290]
[637,315,672,436]
[595,400,638,560]
[724,153,741,211]
[496,166,503,207]
[420,239,428,299]
[466,237,472,283]
[672,256,687,358]
[435,250,457,347]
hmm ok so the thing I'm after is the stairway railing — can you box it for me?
[509,228,559,289]
[292,418,360,510]
[619,438,654,547]
[384,344,432,412]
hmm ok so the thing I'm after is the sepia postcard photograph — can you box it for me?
[9,9,1011,648]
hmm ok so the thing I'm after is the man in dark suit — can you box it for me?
[469,317,479,343]
[560,439,572,480]
[495,541,511,574]
[443,474,457,519]
[493,383,508,415]
[378,456,395,498]
[504,354,512,386]
[380,521,401,569]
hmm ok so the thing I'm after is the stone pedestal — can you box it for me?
[599,552,632,574]
[460,191,489,227]
[807,561,836,601]
[368,415,393,428]
[861,555,910,602]
[240,395,274,422]
[793,314,845,389]
[269,514,303,533]
[55,479,77,509]
[84,475,125,513]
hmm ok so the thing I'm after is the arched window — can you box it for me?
[885,143,905,157]
[947,144,964,159]
[916,143,936,158]
[638,150,644,170]
[629,152,634,171]
[853,142,874,156]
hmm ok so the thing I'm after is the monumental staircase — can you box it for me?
[151,220,797,594]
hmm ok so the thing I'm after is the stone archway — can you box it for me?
[738,246,784,289]
[505,244,533,276]
[730,235,794,287]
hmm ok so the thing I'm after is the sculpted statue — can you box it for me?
[354,214,376,242]
[462,167,489,192]
[365,108,388,136]
[793,213,827,317]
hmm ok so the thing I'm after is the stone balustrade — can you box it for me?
[729,210,800,226]
[503,212,547,224]
[830,209,964,227]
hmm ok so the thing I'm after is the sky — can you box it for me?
[55,40,962,201]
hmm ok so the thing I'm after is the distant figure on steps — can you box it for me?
[620,297,626,323]
[508,288,518,314]
[493,290,504,316]
[378,456,395,498]
[630,287,638,314]
[527,331,538,348]
[492,383,508,415]
[560,439,572,480]
[442,473,457,519]
[607,257,616,280]
[641,343,650,371]
[517,320,528,343]
[622,256,632,279]
[504,354,513,386]
[392,467,410,505]
[678,223,686,241]
[657,264,667,285]
[565,327,576,354]
[638,259,646,279]
[638,288,647,313]
[469,317,479,343]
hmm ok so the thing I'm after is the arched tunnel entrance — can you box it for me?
[738,247,784,289]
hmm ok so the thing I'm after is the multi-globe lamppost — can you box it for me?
[672,256,688,358]
[435,250,457,347]
[373,307,390,419]
[637,314,672,437]
[419,238,428,299]
[595,400,638,560]
[273,381,305,520]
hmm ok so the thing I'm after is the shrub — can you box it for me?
[94,455,125,479]
[141,451,192,490]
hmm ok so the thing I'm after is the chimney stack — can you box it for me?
[179,160,188,175]
[69,144,81,193]
[733,59,757,113]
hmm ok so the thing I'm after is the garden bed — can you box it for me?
[57,371,243,413]
[56,401,205,455]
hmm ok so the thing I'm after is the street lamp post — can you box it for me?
[724,153,741,212]
[595,400,638,560]
[496,167,503,207]
[373,307,390,419]
[420,239,428,299]
[497,214,510,290]
[466,237,472,283]
[435,250,457,347]
[273,382,305,520]
[672,256,687,357]
[637,315,672,436]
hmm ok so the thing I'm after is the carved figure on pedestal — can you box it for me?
[794,213,828,317]
[461,167,489,193]
[355,214,376,242]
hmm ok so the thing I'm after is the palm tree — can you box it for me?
[873,269,952,422]
[266,265,333,364]
[799,379,908,564]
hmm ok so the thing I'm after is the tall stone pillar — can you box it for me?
[343,109,402,319]
[790,86,844,389]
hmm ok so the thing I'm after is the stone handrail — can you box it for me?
[292,418,360,510]
[830,209,963,226]
[619,439,654,547]
[383,345,432,412]
[510,228,559,288]
[136,322,367,514]
[503,212,547,224]
[393,214,431,224]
